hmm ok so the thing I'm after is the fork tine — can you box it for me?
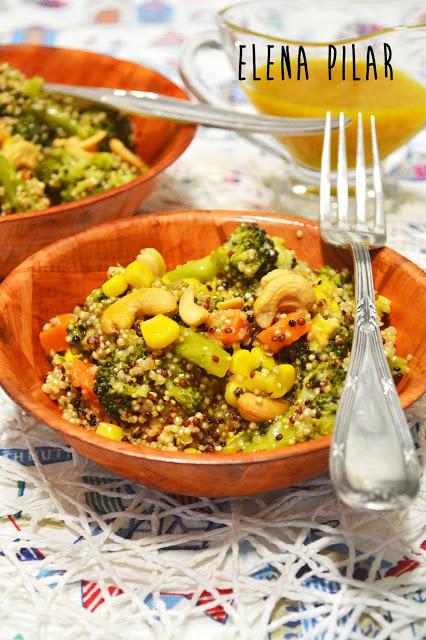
[320,111,331,226]
[370,115,386,235]
[355,112,367,229]
[337,111,349,226]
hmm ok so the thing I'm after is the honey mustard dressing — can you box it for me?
[245,57,426,169]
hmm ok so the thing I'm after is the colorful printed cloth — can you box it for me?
[0,2,425,639]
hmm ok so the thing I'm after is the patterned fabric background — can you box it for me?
[0,2,425,639]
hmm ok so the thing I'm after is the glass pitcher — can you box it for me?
[180,0,426,217]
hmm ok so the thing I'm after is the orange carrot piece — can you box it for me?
[257,312,310,353]
[68,359,98,403]
[69,359,104,416]
[68,359,104,418]
[208,309,249,346]
[39,313,74,355]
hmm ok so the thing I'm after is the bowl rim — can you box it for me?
[0,209,425,468]
[0,44,196,225]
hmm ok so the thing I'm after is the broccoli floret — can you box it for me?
[0,154,49,214]
[94,363,131,419]
[94,362,150,421]
[318,265,352,287]
[212,223,278,282]
[67,323,84,345]
[271,236,296,269]
[165,379,202,412]
[79,109,133,150]
[13,113,55,146]
[36,147,138,205]
[36,147,80,185]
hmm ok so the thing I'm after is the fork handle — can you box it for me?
[329,241,419,510]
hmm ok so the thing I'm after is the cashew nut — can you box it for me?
[179,287,210,327]
[53,137,92,159]
[260,268,290,288]
[101,287,177,334]
[2,138,40,169]
[253,271,315,328]
[109,138,146,171]
[237,392,289,422]
[137,248,166,277]
[217,297,244,310]
[79,130,107,150]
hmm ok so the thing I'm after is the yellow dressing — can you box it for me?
[245,58,426,169]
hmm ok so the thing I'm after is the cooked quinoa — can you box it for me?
[41,223,409,453]
[0,63,147,216]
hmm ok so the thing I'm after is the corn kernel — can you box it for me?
[273,364,296,397]
[230,349,253,377]
[250,347,275,370]
[124,261,154,289]
[307,315,339,351]
[314,278,335,301]
[96,422,124,441]
[245,370,278,395]
[230,346,275,378]
[101,274,127,298]
[64,349,81,363]
[184,447,201,454]
[140,314,180,350]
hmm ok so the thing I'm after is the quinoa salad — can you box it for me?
[41,223,409,453]
[0,63,147,215]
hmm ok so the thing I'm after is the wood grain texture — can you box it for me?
[0,44,195,277]
[0,210,425,497]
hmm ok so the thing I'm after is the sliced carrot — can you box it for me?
[39,313,75,355]
[68,358,99,405]
[208,309,249,346]
[69,359,104,416]
[257,312,310,353]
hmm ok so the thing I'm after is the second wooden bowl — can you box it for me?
[0,45,195,277]
[0,210,425,497]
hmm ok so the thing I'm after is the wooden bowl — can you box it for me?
[0,210,425,497]
[0,45,195,277]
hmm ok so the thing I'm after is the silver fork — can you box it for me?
[320,112,420,511]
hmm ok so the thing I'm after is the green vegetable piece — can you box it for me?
[211,222,278,281]
[390,355,408,375]
[165,379,201,412]
[30,100,91,138]
[223,431,252,453]
[224,416,299,453]
[0,154,18,208]
[164,256,218,283]
[271,236,295,269]
[94,361,149,419]
[243,420,299,452]
[174,328,231,377]
[376,294,391,321]
[22,76,43,97]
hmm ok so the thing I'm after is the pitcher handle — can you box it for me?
[178,31,292,163]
